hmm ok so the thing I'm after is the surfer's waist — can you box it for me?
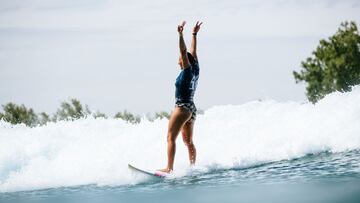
[175,98,194,103]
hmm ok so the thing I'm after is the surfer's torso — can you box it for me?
[175,61,200,103]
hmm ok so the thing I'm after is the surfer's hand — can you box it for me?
[178,21,186,35]
[192,21,203,34]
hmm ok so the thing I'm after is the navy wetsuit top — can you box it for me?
[175,61,200,103]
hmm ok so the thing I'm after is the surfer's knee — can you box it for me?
[167,133,177,143]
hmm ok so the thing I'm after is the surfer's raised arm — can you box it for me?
[178,21,190,68]
[190,21,203,61]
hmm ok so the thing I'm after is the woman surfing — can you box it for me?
[158,21,203,173]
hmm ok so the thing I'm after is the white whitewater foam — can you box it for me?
[1,86,360,192]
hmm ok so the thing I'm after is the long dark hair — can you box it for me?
[187,52,197,66]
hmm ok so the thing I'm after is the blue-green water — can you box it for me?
[2,150,360,203]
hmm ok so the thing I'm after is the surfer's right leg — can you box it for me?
[182,121,196,165]
[159,107,191,173]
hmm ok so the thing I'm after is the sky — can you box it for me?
[0,0,360,115]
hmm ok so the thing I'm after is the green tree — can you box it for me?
[53,99,91,121]
[92,111,107,119]
[154,111,171,120]
[0,103,38,126]
[114,110,140,124]
[38,112,51,125]
[293,21,360,103]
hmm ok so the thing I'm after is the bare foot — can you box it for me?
[157,168,172,173]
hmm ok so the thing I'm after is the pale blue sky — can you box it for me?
[0,0,359,115]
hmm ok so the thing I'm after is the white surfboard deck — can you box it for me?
[128,164,167,178]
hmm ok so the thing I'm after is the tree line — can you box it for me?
[0,99,171,127]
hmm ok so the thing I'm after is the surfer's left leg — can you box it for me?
[158,107,192,173]
[182,121,196,165]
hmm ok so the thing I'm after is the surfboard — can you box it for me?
[128,164,167,178]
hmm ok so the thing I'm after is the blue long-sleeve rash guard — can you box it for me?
[175,61,200,103]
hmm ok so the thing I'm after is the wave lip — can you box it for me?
[1,86,360,192]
